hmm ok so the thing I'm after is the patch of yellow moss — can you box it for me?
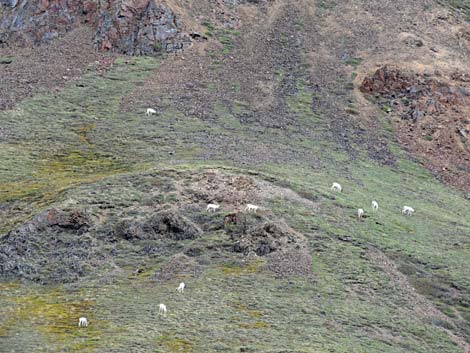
[0,149,126,205]
[156,335,194,352]
[230,291,269,331]
[39,150,121,175]
[1,288,101,352]
[238,321,270,329]
[220,258,264,275]
[0,181,44,202]
[72,124,96,145]
[0,282,20,291]
[232,302,263,319]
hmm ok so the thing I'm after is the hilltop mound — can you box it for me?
[0,169,313,283]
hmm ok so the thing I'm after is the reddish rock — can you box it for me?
[360,66,413,95]
[45,208,64,226]
[360,65,470,191]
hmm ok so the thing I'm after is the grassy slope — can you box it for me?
[1,1,470,352]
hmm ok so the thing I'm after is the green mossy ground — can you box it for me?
[1,55,469,352]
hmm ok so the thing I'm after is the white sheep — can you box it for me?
[177,282,185,293]
[402,206,415,216]
[372,201,379,211]
[146,108,157,116]
[206,203,220,212]
[331,182,342,192]
[245,204,259,213]
[358,208,364,219]
[78,317,88,327]
[159,303,167,317]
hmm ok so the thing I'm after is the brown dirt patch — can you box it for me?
[0,27,115,111]
[176,169,320,214]
[180,171,262,209]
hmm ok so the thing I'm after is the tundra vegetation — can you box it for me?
[0,0,469,352]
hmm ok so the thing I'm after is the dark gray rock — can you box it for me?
[113,209,202,241]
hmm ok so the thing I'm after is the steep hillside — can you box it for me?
[0,0,469,352]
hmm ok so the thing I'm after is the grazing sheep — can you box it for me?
[331,182,342,192]
[372,201,379,211]
[146,108,157,116]
[402,206,415,216]
[159,304,167,316]
[206,203,220,212]
[78,317,88,327]
[245,204,259,213]
[358,208,364,219]
[177,282,185,293]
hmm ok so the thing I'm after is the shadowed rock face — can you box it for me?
[94,0,190,55]
[0,0,188,55]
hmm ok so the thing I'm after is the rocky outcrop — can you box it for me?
[360,66,469,122]
[3,207,91,237]
[113,209,202,241]
[0,0,189,55]
[360,65,470,191]
[94,0,191,55]
[0,0,97,46]
[232,220,306,256]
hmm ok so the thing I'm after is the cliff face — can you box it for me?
[94,0,190,55]
[0,0,188,55]
[0,0,97,46]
